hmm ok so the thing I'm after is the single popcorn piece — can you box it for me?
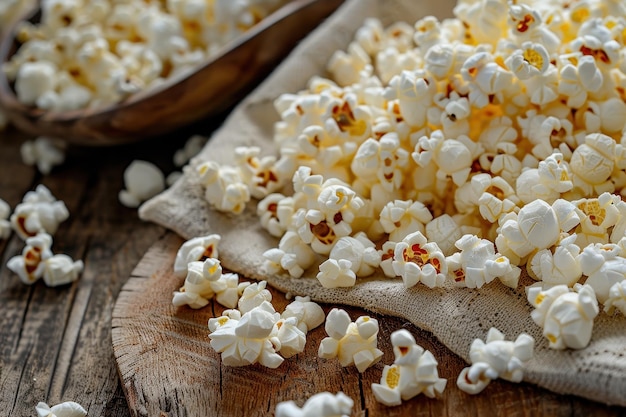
[457,327,534,395]
[526,233,582,287]
[7,233,54,284]
[275,392,353,417]
[379,199,433,243]
[446,234,520,289]
[173,234,221,278]
[392,231,447,288]
[578,243,626,303]
[10,184,70,240]
[318,308,383,372]
[119,160,165,208]
[527,284,599,349]
[495,199,561,264]
[316,233,381,288]
[263,231,317,279]
[604,280,626,316]
[20,137,66,175]
[197,161,250,214]
[281,296,325,333]
[35,401,87,417]
[372,329,447,406]
[209,301,284,368]
[238,280,272,314]
[0,198,11,239]
[42,254,84,287]
[173,258,246,309]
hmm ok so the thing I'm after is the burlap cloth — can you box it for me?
[140,0,626,406]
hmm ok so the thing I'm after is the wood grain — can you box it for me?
[0,127,183,416]
[112,232,626,417]
[0,0,345,146]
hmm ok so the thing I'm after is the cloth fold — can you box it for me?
[140,0,626,406]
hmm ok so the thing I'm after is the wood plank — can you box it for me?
[0,128,176,416]
[112,232,626,417]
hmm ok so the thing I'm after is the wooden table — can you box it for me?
[1,123,625,416]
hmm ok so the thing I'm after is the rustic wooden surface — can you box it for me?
[113,234,626,417]
[0,0,345,145]
[1,117,625,417]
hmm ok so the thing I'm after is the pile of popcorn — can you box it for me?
[3,0,288,112]
[194,0,626,352]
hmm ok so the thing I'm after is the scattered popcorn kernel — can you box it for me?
[119,160,165,208]
[173,135,207,167]
[527,284,599,349]
[173,234,221,278]
[263,231,317,279]
[20,137,66,175]
[457,327,534,395]
[372,329,446,406]
[275,392,353,417]
[172,259,220,309]
[7,233,54,284]
[209,301,284,368]
[35,401,87,417]
[318,308,383,372]
[42,254,84,287]
[10,184,69,240]
[281,296,325,333]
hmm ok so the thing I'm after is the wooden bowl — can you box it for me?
[0,0,345,146]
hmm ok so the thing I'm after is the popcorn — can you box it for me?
[424,214,462,256]
[578,243,626,304]
[527,284,599,349]
[495,199,562,264]
[208,301,284,368]
[372,329,446,406]
[457,327,534,394]
[570,133,624,197]
[446,234,520,289]
[317,233,380,284]
[7,233,53,284]
[527,233,582,287]
[557,54,603,108]
[42,254,84,287]
[5,0,289,111]
[173,234,221,278]
[392,231,447,288]
[35,401,87,417]
[379,199,433,244]
[384,69,435,128]
[318,308,383,372]
[275,392,353,417]
[238,280,272,314]
[505,42,550,80]
[604,280,626,316]
[20,137,66,175]
[263,231,317,278]
[173,258,246,309]
[7,231,83,287]
[118,160,166,209]
[197,161,250,214]
[10,185,69,240]
[257,193,288,237]
[0,198,11,240]
[281,296,325,333]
